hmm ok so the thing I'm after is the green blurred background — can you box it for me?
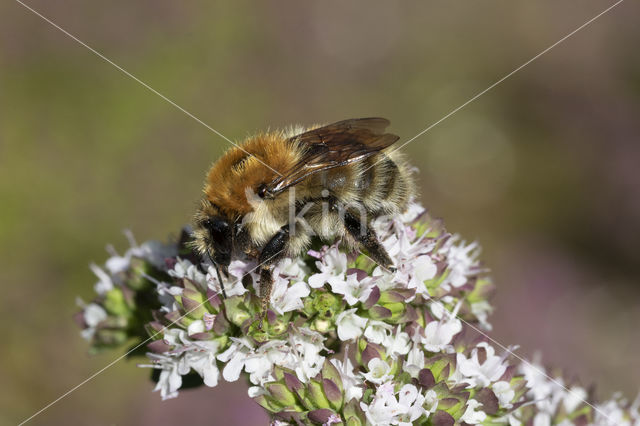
[1,1,639,424]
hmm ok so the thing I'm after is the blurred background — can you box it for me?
[1,0,639,424]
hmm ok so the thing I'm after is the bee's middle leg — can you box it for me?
[342,211,395,272]
[257,225,289,323]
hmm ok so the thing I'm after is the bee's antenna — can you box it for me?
[206,252,228,299]
[214,264,228,299]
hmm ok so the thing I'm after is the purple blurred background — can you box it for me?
[1,1,638,424]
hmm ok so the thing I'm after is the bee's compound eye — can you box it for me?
[257,183,267,198]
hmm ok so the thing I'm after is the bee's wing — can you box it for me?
[265,118,399,196]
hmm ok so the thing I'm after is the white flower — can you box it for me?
[80,303,108,340]
[286,327,326,382]
[308,245,348,289]
[420,299,463,352]
[360,381,398,426]
[104,252,131,276]
[329,272,375,306]
[335,308,368,341]
[89,264,114,295]
[162,328,190,346]
[396,384,427,424]
[217,328,325,389]
[269,275,310,315]
[456,342,508,387]
[360,381,427,425]
[154,281,184,312]
[460,399,487,424]
[471,300,493,331]
[519,357,566,414]
[407,255,437,296]
[362,358,393,384]
[404,345,425,379]
[83,303,107,327]
[411,255,438,287]
[422,317,462,352]
[399,202,425,223]
[179,340,221,387]
[250,386,267,398]
[533,412,551,426]
[384,326,412,358]
[106,233,176,274]
[208,260,249,297]
[376,213,438,296]
[563,386,587,413]
[169,258,206,288]
[217,337,255,382]
[330,348,364,401]
[187,319,206,336]
[493,380,515,408]
[140,332,222,397]
[594,398,635,426]
[102,232,175,277]
[424,389,439,414]
[243,340,289,385]
[441,237,481,290]
[371,268,399,292]
[364,320,393,345]
[142,353,182,400]
[277,257,310,281]
[134,239,177,269]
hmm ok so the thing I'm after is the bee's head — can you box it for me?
[192,200,233,268]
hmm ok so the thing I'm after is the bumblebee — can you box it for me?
[192,118,414,319]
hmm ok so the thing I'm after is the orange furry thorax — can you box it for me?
[204,133,300,217]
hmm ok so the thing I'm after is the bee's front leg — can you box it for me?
[256,225,289,327]
[343,211,395,272]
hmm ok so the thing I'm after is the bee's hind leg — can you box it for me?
[256,225,290,328]
[342,211,395,272]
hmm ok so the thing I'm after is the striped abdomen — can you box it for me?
[355,150,414,215]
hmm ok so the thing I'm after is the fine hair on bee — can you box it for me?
[191,118,415,325]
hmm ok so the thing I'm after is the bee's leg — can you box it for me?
[258,267,274,327]
[343,211,395,272]
[256,225,289,327]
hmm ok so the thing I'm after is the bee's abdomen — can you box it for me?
[357,151,413,215]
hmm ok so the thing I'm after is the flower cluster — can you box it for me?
[76,204,639,425]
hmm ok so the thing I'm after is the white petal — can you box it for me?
[83,303,107,327]
[308,272,329,289]
[202,360,220,387]
[414,255,437,281]
[336,309,368,341]
[279,281,310,312]
[188,320,205,336]
[398,384,418,406]
[222,354,246,382]
[364,321,392,345]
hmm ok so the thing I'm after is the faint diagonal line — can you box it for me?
[356,249,612,421]
[15,0,283,177]
[450,308,613,421]
[18,249,284,425]
[364,0,625,174]
[15,0,626,423]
